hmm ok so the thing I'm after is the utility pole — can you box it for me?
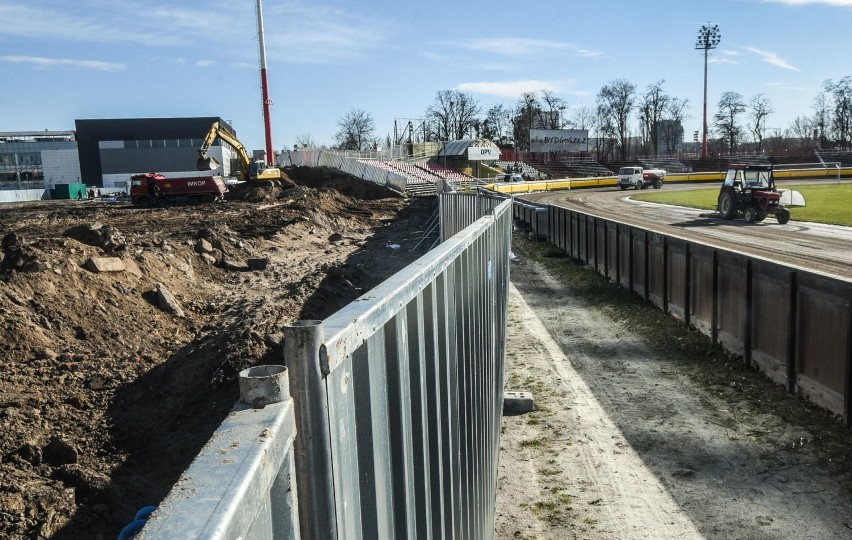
[695,24,720,160]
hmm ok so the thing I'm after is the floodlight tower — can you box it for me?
[256,0,274,166]
[695,24,720,159]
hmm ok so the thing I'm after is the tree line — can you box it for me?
[296,75,852,161]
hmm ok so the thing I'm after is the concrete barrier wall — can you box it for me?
[0,189,49,203]
[513,201,852,422]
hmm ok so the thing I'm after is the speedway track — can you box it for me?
[517,182,852,281]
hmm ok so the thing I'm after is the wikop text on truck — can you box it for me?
[617,166,666,190]
[130,173,228,207]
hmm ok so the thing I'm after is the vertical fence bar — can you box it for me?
[712,250,719,345]
[685,243,691,327]
[787,271,798,394]
[284,320,338,540]
[745,260,753,367]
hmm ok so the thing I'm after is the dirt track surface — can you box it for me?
[519,182,852,281]
[0,167,434,539]
[496,235,852,539]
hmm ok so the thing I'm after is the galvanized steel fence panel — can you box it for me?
[136,193,511,539]
[138,392,300,540]
[514,200,852,422]
[286,196,512,539]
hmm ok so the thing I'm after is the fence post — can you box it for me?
[285,320,338,540]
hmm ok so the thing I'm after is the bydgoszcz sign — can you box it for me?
[530,129,589,152]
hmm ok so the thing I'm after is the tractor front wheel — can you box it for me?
[776,208,791,225]
[619,185,628,191]
[756,211,768,222]
[718,191,735,220]
[744,206,758,223]
[634,180,643,190]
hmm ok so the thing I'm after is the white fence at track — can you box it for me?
[280,150,408,194]
[137,191,512,540]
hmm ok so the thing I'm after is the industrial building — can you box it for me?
[1,117,252,196]
[0,131,79,190]
[75,117,241,192]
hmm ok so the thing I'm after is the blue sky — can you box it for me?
[1,0,851,153]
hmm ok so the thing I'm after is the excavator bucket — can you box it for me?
[196,152,220,171]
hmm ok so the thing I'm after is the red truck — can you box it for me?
[130,173,228,207]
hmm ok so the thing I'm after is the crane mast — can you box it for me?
[256,0,274,166]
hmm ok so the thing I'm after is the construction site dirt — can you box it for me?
[0,167,436,539]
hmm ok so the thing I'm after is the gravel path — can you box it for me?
[495,236,852,539]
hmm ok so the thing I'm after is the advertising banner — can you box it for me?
[467,147,502,160]
[530,129,589,153]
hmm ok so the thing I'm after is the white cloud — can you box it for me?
[744,46,801,71]
[458,38,603,59]
[196,60,215,67]
[709,57,738,65]
[0,1,395,65]
[0,55,124,71]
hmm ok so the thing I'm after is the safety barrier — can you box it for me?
[0,188,48,203]
[514,200,852,423]
[280,149,407,193]
[488,165,852,194]
[137,192,512,539]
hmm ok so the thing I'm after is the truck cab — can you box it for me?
[618,166,665,190]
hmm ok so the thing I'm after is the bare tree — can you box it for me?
[597,79,636,160]
[485,104,510,142]
[540,89,567,129]
[713,91,746,154]
[823,76,852,147]
[426,90,481,141]
[293,133,320,149]
[638,80,670,157]
[748,94,774,152]
[335,108,375,151]
[512,92,544,151]
[785,115,815,152]
[569,105,595,131]
[812,93,829,149]
[661,97,689,156]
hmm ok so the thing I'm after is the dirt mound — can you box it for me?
[0,172,435,539]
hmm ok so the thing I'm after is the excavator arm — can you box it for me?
[197,121,281,182]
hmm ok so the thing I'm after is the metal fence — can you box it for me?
[280,150,408,193]
[138,193,513,539]
[514,200,852,423]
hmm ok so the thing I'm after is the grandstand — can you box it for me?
[522,154,613,179]
[817,150,852,167]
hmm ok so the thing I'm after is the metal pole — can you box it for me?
[284,320,338,539]
[702,47,709,159]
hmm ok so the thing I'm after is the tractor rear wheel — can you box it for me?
[653,178,663,189]
[776,208,791,224]
[718,191,735,220]
[744,206,757,223]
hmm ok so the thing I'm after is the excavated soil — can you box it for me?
[0,167,436,539]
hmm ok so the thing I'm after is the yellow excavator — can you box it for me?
[196,121,283,183]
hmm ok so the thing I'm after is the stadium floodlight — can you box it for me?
[695,23,721,159]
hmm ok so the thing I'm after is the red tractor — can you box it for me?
[716,164,791,224]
